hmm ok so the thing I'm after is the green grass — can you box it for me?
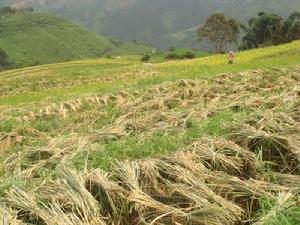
[148,41,300,83]
[257,196,300,225]
[0,118,16,133]
[69,109,236,171]
[0,12,153,68]
[1,40,300,108]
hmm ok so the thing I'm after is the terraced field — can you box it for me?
[0,41,300,224]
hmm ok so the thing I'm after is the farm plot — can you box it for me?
[0,64,299,224]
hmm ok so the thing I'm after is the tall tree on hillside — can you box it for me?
[197,13,240,53]
[0,7,16,16]
[283,11,300,42]
[240,12,283,49]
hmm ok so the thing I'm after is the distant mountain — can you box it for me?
[3,0,300,50]
[0,11,152,68]
[1,0,139,11]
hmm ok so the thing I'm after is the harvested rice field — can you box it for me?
[0,41,300,225]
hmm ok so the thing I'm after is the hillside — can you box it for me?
[0,11,153,68]
[0,41,300,224]
[3,0,300,49]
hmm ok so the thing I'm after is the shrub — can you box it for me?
[183,51,196,59]
[0,48,13,69]
[165,51,196,60]
[141,55,151,62]
[169,46,175,52]
[0,7,16,16]
[0,6,33,16]
[165,53,181,60]
[0,119,17,133]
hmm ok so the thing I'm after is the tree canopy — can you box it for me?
[0,6,33,17]
[240,11,300,49]
[198,13,240,53]
[283,11,300,42]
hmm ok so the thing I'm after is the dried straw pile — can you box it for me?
[1,67,300,224]
[2,137,300,225]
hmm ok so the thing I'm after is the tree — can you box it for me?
[0,48,12,69]
[169,46,175,52]
[283,11,300,42]
[0,6,33,17]
[26,7,34,13]
[240,12,283,49]
[198,13,240,53]
[141,55,151,62]
[0,7,16,16]
[240,11,300,50]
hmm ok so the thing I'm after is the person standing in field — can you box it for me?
[228,51,235,64]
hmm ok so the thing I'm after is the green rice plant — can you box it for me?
[30,116,63,133]
[0,119,17,133]
[255,193,300,225]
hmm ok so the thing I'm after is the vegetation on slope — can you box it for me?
[0,10,153,69]
[240,11,300,50]
[1,40,299,106]
[0,41,300,224]
[4,0,300,49]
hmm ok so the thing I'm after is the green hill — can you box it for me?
[0,11,153,68]
[4,0,300,50]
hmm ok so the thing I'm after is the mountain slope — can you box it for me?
[0,11,152,68]
[3,0,300,50]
